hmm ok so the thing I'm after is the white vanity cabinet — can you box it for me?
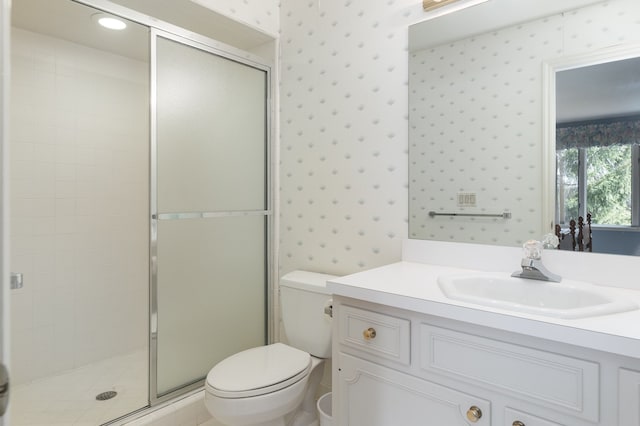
[336,304,489,425]
[502,408,563,426]
[337,352,490,425]
[332,296,640,426]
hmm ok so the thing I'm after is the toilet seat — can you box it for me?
[206,343,311,398]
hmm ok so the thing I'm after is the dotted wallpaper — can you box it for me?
[409,17,562,246]
[190,0,280,36]
[280,0,640,276]
[408,0,640,247]
[279,0,425,276]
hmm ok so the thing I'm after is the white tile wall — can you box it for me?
[9,28,149,385]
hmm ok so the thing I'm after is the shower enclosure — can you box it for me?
[9,1,271,424]
[153,30,270,400]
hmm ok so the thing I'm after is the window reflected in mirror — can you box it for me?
[555,57,640,230]
[556,127,636,227]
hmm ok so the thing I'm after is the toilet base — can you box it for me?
[287,409,319,426]
[218,408,319,426]
[249,419,286,426]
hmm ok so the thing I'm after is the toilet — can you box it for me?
[204,270,336,426]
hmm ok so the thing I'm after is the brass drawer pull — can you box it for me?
[466,406,482,422]
[513,422,525,426]
[363,327,377,340]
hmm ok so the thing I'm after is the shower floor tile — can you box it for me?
[11,350,148,426]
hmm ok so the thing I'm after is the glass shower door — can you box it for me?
[152,32,269,398]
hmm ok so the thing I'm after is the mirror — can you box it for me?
[544,48,640,255]
[408,0,640,254]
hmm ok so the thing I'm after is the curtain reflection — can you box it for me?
[557,115,640,149]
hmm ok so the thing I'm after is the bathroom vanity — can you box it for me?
[327,241,640,426]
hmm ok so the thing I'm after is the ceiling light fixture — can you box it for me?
[92,13,127,31]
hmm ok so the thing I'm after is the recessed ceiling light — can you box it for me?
[92,13,127,31]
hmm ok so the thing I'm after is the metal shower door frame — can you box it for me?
[72,0,274,411]
[149,27,273,405]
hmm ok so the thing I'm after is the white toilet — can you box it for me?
[204,270,336,426]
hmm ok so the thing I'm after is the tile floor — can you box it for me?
[11,350,148,426]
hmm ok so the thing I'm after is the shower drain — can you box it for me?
[96,391,118,401]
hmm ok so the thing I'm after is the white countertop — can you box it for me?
[327,261,640,359]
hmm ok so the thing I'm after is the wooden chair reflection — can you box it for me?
[555,213,592,252]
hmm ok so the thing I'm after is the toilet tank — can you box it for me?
[280,270,337,358]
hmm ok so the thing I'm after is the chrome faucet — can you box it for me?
[511,240,561,283]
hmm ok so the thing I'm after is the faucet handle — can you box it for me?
[522,240,543,260]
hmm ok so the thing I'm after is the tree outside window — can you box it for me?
[555,116,640,228]
[557,145,632,226]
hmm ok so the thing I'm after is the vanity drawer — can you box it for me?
[420,324,599,422]
[338,305,410,365]
[337,353,491,426]
[504,408,564,426]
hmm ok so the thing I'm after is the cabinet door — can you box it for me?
[420,324,599,422]
[504,408,564,426]
[619,368,640,425]
[337,353,490,426]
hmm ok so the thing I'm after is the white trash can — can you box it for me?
[317,392,333,426]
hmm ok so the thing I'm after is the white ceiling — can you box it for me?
[12,0,149,61]
[556,57,640,123]
[107,0,273,49]
[409,0,605,52]
[11,0,274,62]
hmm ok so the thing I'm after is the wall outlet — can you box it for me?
[457,192,477,207]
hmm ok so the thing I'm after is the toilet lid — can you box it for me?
[206,343,311,398]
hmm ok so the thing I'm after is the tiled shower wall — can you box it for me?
[10,28,149,385]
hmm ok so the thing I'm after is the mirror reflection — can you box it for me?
[554,56,640,255]
[408,0,640,255]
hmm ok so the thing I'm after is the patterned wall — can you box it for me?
[204,0,640,275]
[279,0,425,276]
[409,18,560,245]
[409,0,640,246]
[278,0,640,277]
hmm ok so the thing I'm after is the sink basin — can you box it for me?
[437,273,638,319]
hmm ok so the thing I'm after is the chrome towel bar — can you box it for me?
[428,211,512,219]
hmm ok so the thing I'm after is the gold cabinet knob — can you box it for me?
[512,422,525,426]
[466,406,482,422]
[363,327,376,340]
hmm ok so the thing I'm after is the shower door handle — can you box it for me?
[10,272,23,290]
[0,363,8,417]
